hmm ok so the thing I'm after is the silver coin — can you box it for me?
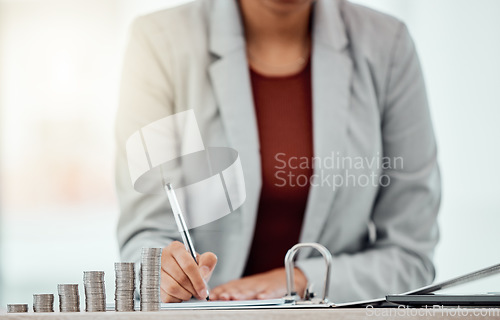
[139,248,163,310]
[7,304,28,313]
[83,271,106,312]
[33,293,54,313]
[140,303,160,312]
[57,283,80,313]
[115,262,135,268]
[83,271,105,275]
[33,294,54,299]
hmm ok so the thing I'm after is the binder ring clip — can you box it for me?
[284,243,333,304]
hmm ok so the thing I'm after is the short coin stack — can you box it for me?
[33,294,54,312]
[7,304,28,313]
[140,248,162,311]
[58,284,80,312]
[83,271,106,312]
[115,262,136,311]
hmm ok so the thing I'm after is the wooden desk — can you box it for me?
[1,308,500,319]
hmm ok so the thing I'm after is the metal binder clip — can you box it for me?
[284,243,333,304]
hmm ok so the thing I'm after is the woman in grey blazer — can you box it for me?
[115,0,441,303]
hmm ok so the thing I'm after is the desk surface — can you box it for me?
[1,308,500,319]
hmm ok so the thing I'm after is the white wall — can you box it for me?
[0,0,124,307]
[0,0,192,308]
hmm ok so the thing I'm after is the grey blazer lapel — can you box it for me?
[207,0,262,272]
[206,0,352,261]
[299,0,353,248]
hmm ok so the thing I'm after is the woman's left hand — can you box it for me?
[209,267,307,301]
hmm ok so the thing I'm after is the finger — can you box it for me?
[256,287,285,300]
[208,291,218,300]
[161,254,199,298]
[211,282,258,301]
[256,291,272,300]
[209,286,224,301]
[220,289,239,301]
[161,261,198,299]
[197,252,217,282]
[235,289,259,300]
[219,292,231,301]
[225,287,261,300]
[171,244,209,299]
[161,287,182,303]
[161,270,193,301]
[227,291,244,300]
[210,285,230,301]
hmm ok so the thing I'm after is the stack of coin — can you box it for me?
[115,262,136,311]
[83,271,106,312]
[58,284,80,312]
[7,304,28,313]
[33,294,54,312]
[140,248,162,311]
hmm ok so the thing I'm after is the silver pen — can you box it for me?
[164,182,210,301]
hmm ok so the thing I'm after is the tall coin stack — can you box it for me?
[140,248,162,311]
[33,294,54,312]
[58,284,80,312]
[7,304,28,313]
[115,262,135,311]
[83,271,106,312]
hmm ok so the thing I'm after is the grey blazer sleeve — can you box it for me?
[115,17,180,264]
[296,23,441,303]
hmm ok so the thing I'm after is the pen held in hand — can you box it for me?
[164,182,210,301]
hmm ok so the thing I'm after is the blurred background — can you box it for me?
[0,0,499,307]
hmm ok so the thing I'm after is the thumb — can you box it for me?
[198,252,217,281]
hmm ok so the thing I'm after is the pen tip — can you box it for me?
[206,295,210,301]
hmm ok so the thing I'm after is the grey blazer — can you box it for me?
[115,0,441,303]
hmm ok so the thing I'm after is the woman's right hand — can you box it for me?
[160,241,217,303]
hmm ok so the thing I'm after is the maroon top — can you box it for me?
[243,61,314,276]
